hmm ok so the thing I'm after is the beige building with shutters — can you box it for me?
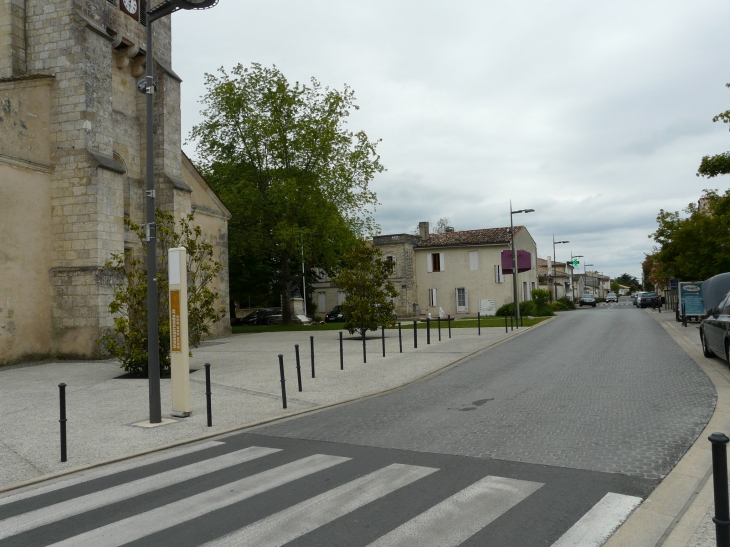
[413,223,538,317]
[0,0,230,366]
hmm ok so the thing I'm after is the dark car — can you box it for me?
[325,305,346,323]
[578,294,596,307]
[239,308,282,325]
[701,291,730,361]
[637,292,660,308]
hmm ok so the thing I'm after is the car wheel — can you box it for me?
[592,304,596,307]
[701,330,715,358]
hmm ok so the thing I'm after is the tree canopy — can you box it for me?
[698,83,730,179]
[333,243,397,338]
[648,189,730,283]
[190,64,384,322]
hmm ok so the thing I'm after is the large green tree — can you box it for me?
[190,64,384,322]
[649,189,730,281]
[698,83,730,178]
[333,243,398,339]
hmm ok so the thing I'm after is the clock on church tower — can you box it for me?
[120,0,139,20]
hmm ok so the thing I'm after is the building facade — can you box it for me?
[0,0,230,366]
[413,223,538,317]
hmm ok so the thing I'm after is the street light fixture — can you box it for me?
[570,253,583,300]
[585,263,594,296]
[139,0,221,424]
[552,236,569,301]
[510,202,535,326]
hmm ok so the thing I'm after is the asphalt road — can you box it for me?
[0,298,716,546]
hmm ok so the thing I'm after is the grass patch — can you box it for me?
[231,316,549,334]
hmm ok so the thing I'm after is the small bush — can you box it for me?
[596,297,606,303]
[551,301,570,311]
[497,301,535,317]
[557,296,576,310]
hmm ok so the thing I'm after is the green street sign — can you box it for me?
[572,259,580,267]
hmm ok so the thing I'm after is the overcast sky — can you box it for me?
[173,0,730,280]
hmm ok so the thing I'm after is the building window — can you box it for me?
[494,264,504,283]
[469,251,478,271]
[427,252,444,273]
[456,287,468,312]
[428,288,438,307]
[385,255,397,276]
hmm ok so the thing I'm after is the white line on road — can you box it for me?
[0,440,225,507]
[0,446,280,540]
[365,475,543,547]
[550,492,642,547]
[46,454,351,547]
[204,463,438,547]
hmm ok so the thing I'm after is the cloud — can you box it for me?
[174,0,730,281]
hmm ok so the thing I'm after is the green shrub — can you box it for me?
[557,296,576,310]
[596,297,606,303]
[496,301,536,317]
[98,211,226,377]
[550,301,569,311]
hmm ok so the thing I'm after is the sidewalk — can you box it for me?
[0,323,533,492]
[605,311,730,547]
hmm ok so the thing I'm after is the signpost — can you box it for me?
[572,258,580,267]
[169,247,191,417]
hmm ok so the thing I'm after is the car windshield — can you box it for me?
[329,305,340,314]
[582,294,593,298]
[643,292,657,297]
[607,293,616,297]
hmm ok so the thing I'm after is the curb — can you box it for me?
[604,310,730,547]
[0,318,555,496]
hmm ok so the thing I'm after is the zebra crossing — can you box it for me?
[0,440,642,547]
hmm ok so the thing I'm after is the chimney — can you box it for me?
[445,226,454,232]
[419,221,430,241]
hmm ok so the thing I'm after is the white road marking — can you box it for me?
[204,463,438,547]
[46,454,351,547]
[365,475,543,547]
[550,492,642,547]
[0,440,225,507]
[0,446,280,540]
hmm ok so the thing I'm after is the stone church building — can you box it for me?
[0,0,231,366]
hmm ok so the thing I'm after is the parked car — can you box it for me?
[633,291,648,306]
[637,292,660,308]
[325,305,345,323]
[239,308,282,325]
[700,290,730,361]
[606,292,618,303]
[579,294,597,307]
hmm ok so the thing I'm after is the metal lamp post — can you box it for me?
[570,253,583,301]
[552,236,569,301]
[140,0,220,424]
[585,263,594,296]
[510,202,535,326]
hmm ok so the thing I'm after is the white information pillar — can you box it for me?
[168,247,191,417]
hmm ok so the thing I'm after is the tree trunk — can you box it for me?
[281,255,292,324]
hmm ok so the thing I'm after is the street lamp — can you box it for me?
[510,202,535,326]
[585,263,594,296]
[570,253,583,300]
[140,0,220,424]
[552,236,569,301]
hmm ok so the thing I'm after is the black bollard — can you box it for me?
[437,317,441,341]
[58,383,67,462]
[710,432,730,547]
[310,336,315,378]
[339,331,344,370]
[295,344,303,392]
[510,316,514,331]
[427,317,431,345]
[204,363,212,427]
[478,312,481,336]
[414,320,418,348]
[448,315,452,338]
[278,354,287,409]
[382,326,386,357]
[682,303,687,328]
[504,314,508,333]
[398,322,403,353]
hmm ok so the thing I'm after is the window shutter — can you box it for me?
[434,288,438,306]
[439,252,445,272]
[469,251,478,271]
[427,254,433,273]
[464,288,469,312]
